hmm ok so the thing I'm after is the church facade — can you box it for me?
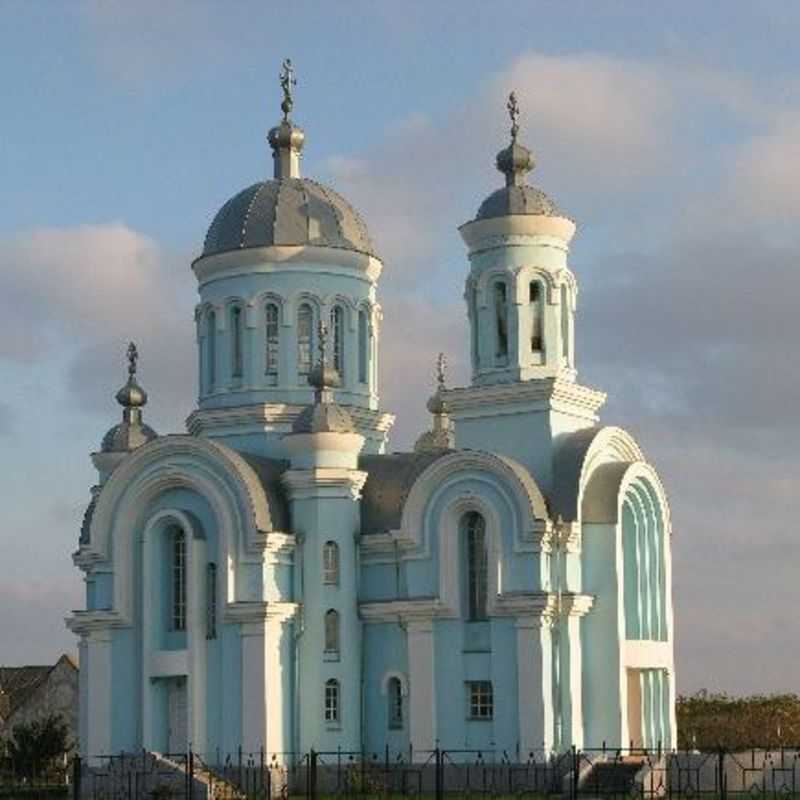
[68,71,676,761]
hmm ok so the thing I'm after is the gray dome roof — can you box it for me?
[476,183,561,221]
[202,179,378,259]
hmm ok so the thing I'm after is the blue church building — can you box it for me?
[68,68,676,761]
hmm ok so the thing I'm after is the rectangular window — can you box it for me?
[324,680,339,724]
[172,531,186,632]
[265,304,279,378]
[206,562,217,640]
[467,681,493,720]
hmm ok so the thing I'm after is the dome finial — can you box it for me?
[116,341,147,410]
[415,352,455,452]
[308,319,341,397]
[279,58,297,121]
[496,90,534,187]
[507,91,520,142]
[268,59,305,179]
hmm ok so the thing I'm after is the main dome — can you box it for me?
[202,178,377,258]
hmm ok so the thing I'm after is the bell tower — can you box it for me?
[447,93,605,491]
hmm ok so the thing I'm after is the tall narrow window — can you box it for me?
[465,512,488,621]
[560,284,570,362]
[231,306,243,379]
[323,541,340,586]
[331,306,345,378]
[494,282,508,360]
[324,679,340,723]
[530,282,543,352]
[469,287,479,368]
[358,309,368,384]
[388,677,403,729]
[467,681,494,720]
[206,562,217,640]
[265,303,280,380]
[207,310,217,389]
[172,528,186,632]
[324,609,340,655]
[297,304,313,378]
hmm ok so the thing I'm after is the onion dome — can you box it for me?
[414,353,455,452]
[292,322,355,435]
[201,60,377,260]
[101,343,157,453]
[474,91,563,221]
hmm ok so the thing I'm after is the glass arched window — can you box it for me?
[297,303,313,378]
[331,306,345,378]
[207,310,217,389]
[387,677,403,729]
[206,562,217,640]
[469,286,479,368]
[171,528,186,631]
[494,282,508,361]
[324,609,340,655]
[265,303,280,381]
[464,512,488,621]
[324,679,340,723]
[358,309,368,384]
[560,284,570,361]
[231,305,244,379]
[323,541,340,586]
[530,282,543,353]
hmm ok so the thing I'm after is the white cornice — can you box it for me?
[192,245,383,285]
[281,468,368,500]
[444,378,606,421]
[186,403,395,440]
[66,610,127,636]
[224,601,299,626]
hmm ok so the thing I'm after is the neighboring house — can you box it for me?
[68,67,676,761]
[0,654,78,749]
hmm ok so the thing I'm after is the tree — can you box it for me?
[4,713,70,779]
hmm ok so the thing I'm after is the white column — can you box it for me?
[516,616,553,755]
[564,614,584,749]
[241,621,269,754]
[406,619,436,752]
[265,617,289,756]
[85,628,113,761]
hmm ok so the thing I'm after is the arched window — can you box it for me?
[324,679,340,723]
[358,309,368,384]
[560,284,569,362]
[297,303,314,378]
[323,541,340,586]
[265,303,280,381]
[207,310,217,389]
[530,282,543,353]
[493,282,508,361]
[387,677,403,729]
[231,305,244,379]
[206,562,217,640]
[171,528,186,631]
[469,286,479,368]
[331,305,345,378]
[324,609,340,655]
[464,512,488,621]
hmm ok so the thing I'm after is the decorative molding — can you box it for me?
[65,610,127,636]
[444,378,606,422]
[281,468,368,500]
[224,601,299,627]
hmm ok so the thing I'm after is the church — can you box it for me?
[68,63,676,761]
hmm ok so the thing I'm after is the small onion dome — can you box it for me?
[415,354,455,452]
[474,93,564,222]
[101,343,157,453]
[292,323,355,435]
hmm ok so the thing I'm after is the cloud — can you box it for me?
[0,402,13,437]
[0,223,196,430]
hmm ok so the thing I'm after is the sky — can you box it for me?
[1,0,799,695]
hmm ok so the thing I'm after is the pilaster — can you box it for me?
[406,619,437,753]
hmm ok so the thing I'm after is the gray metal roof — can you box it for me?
[100,420,158,454]
[202,179,378,259]
[359,450,454,535]
[476,183,561,221]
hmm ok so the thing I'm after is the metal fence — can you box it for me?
[68,746,800,800]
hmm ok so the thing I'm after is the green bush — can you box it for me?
[3,714,70,779]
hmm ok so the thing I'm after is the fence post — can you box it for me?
[571,745,578,800]
[72,755,82,800]
[435,748,443,800]
[718,748,726,800]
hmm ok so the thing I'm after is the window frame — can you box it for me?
[230,305,244,379]
[323,541,340,586]
[464,512,488,621]
[265,302,280,380]
[324,608,340,659]
[171,528,186,632]
[466,680,494,721]
[206,562,217,640]
[324,678,340,726]
[387,676,404,730]
[297,303,314,378]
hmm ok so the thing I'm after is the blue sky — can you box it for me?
[2,1,800,694]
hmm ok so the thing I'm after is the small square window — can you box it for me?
[467,681,493,720]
